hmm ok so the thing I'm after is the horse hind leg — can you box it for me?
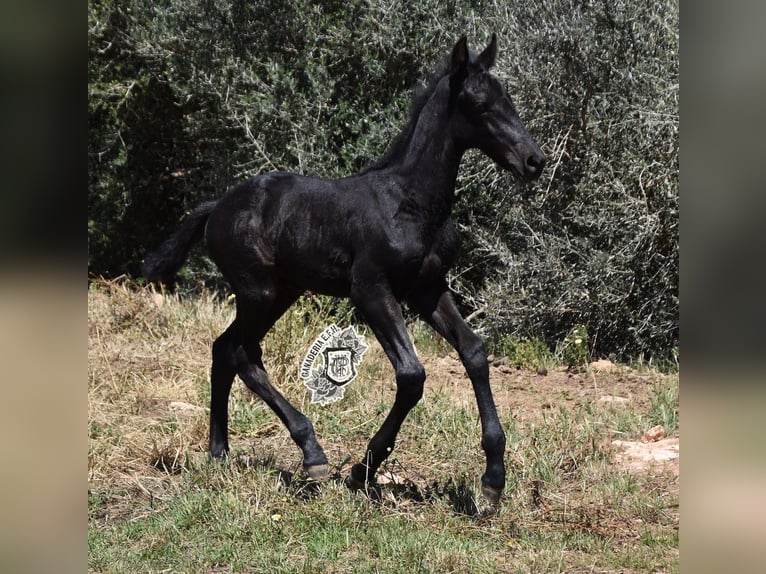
[233,291,329,480]
[209,321,238,458]
[235,343,330,479]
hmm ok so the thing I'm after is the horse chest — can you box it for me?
[384,220,457,285]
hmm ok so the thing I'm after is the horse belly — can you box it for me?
[279,247,354,297]
[273,214,355,296]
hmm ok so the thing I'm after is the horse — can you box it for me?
[143,34,546,504]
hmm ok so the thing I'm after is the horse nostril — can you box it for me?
[526,153,546,174]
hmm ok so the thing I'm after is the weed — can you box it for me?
[558,324,590,370]
[410,319,451,357]
[649,376,679,435]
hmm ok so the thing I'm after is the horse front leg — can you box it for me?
[409,284,506,504]
[347,284,426,489]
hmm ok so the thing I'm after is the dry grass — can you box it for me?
[88,279,678,573]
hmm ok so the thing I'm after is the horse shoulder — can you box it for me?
[421,218,459,277]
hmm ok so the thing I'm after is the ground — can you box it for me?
[88,284,679,572]
[422,352,678,478]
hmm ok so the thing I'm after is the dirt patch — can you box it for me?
[421,351,679,476]
[423,351,656,419]
[612,437,679,475]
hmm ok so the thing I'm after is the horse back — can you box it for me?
[205,171,455,298]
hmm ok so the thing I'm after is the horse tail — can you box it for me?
[142,200,219,285]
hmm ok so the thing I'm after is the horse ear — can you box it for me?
[450,35,469,75]
[476,33,498,70]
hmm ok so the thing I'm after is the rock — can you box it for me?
[377,471,406,485]
[612,437,679,475]
[589,358,618,371]
[642,424,666,442]
[536,367,548,376]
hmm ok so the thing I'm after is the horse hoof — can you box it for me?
[305,464,329,481]
[344,474,365,490]
[481,484,503,505]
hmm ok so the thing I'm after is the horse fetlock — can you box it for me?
[344,473,365,491]
[481,429,506,456]
[208,443,229,460]
[481,468,506,503]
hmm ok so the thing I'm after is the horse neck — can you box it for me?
[390,79,464,211]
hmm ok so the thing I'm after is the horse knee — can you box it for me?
[461,337,489,377]
[395,363,426,405]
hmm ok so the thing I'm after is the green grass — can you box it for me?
[648,376,680,435]
[88,280,678,573]
[88,474,509,573]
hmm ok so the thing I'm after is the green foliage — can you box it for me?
[493,334,555,371]
[88,0,472,278]
[452,0,679,363]
[410,319,452,357]
[88,0,678,362]
[559,324,590,369]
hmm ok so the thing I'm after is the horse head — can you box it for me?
[448,34,546,182]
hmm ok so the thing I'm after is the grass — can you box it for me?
[88,279,678,573]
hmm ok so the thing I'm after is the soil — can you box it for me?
[420,352,679,477]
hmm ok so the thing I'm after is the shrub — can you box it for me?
[450,0,678,363]
[88,0,678,362]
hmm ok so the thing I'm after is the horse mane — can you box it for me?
[362,57,452,173]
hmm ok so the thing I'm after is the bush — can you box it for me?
[88,0,678,362]
[450,0,678,363]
